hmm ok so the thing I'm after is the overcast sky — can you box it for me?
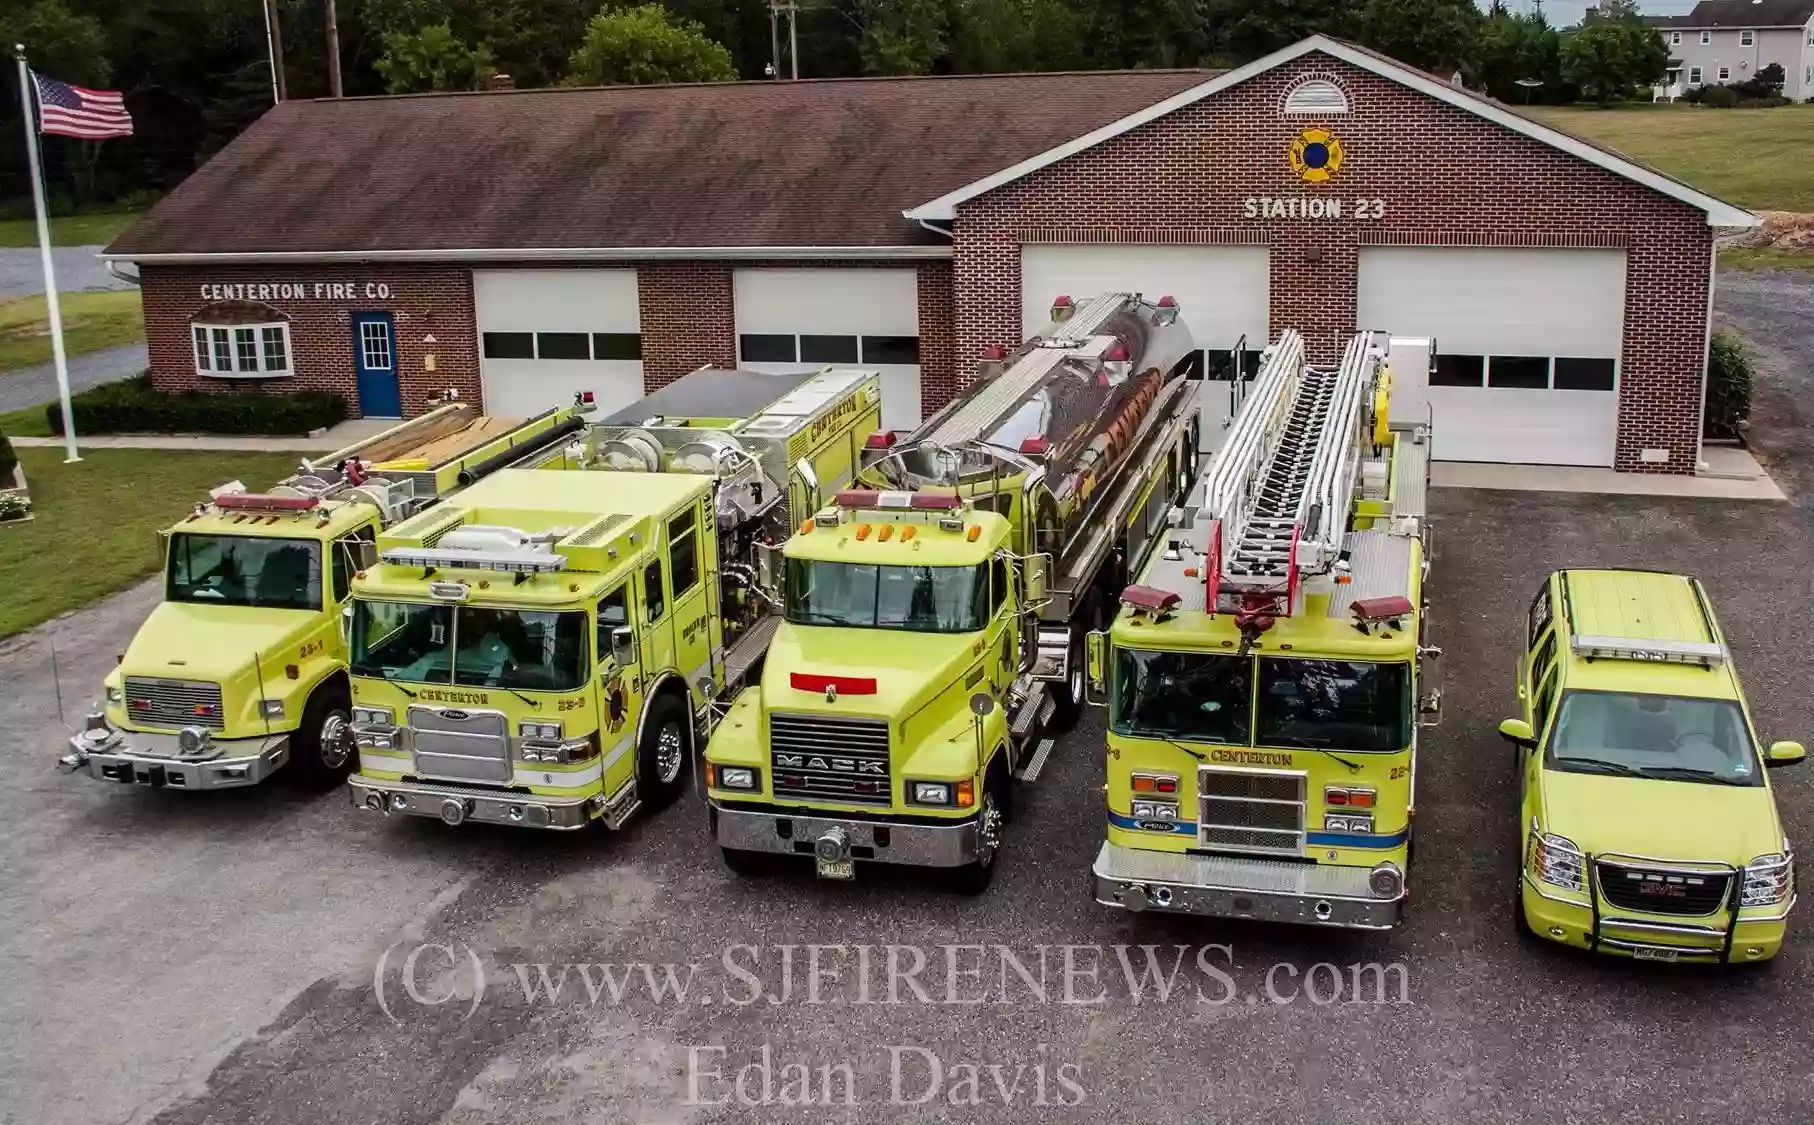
[1487,0,1700,26]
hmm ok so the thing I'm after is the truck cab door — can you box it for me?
[663,503,714,706]
[597,582,644,793]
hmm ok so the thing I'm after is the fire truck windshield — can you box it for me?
[785,559,988,633]
[1111,649,1410,752]
[166,533,322,612]
[350,601,588,691]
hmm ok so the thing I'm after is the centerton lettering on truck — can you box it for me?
[197,282,395,302]
[1209,749,1295,767]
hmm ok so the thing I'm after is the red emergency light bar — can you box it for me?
[1120,585,1181,614]
[864,430,897,450]
[790,672,878,696]
[1050,294,1075,321]
[910,492,962,510]
[835,489,880,507]
[982,344,1010,360]
[1352,596,1415,623]
[1019,436,1048,456]
[215,493,318,512]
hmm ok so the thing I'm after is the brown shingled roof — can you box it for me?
[1658,0,1814,27]
[109,70,1216,258]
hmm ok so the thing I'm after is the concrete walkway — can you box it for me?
[0,341,149,415]
[1431,444,1787,501]
[0,245,132,301]
[9,416,396,453]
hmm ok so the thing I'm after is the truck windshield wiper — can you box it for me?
[1553,756,1644,777]
[361,669,418,698]
[1258,735,1364,773]
[1635,765,1749,785]
[496,685,542,710]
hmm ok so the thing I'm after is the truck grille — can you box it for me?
[408,705,512,784]
[769,713,891,806]
[1197,766,1305,855]
[124,677,225,731]
[1597,862,1732,917]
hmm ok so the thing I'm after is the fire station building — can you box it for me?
[105,35,1754,474]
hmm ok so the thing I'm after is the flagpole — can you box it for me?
[14,45,80,463]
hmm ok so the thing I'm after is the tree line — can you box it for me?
[1,0,1669,215]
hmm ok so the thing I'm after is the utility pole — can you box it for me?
[769,0,780,79]
[768,0,798,79]
[262,0,287,103]
[325,0,343,97]
[787,0,798,80]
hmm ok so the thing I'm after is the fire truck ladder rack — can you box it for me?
[1203,329,1389,597]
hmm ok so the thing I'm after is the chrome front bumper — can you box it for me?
[711,801,981,868]
[348,775,596,830]
[60,726,289,790]
[1092,842,1406,930]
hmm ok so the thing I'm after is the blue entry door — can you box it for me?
[352,312,401,418]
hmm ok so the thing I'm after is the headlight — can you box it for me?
[519,720,562,740]
[1743,853,1793,906]
[260,700,286,719]
[106,687,123,706]
[1131,800,1178,820]
[1325,813,1373,834]
[906,779,974,807]
[912,781,951,805]
[1528,827,1585,893]
[715,766,759,791]
[352,706,393,726]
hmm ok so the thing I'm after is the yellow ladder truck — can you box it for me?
[58,396,594,792]
[1089,329,1441,928]
[345,367,881,831]
[703,293,1204,891]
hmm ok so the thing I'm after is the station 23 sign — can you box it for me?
[1242,128,1386,222]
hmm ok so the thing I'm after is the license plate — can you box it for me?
[816,858,855,880]
[1632,945,1680,962]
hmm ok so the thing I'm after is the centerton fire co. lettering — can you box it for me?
[198,281,395,302]
[1241,196,1386,221]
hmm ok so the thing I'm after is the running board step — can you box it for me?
[1010,683,1046,739]
[1015,739,1055,784]
[601,780,641,830]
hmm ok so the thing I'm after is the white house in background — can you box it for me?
[1648,0,1814,100]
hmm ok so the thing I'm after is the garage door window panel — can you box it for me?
[800,335,859,363]
[536,332,591,361]
[483,332,535,360]
[593,333,642,361]
[861,336,920,365]
[1432,354,1484,387]
[741,334,797,363]
[1553,358,1617,392]
[1487,356,1551,390]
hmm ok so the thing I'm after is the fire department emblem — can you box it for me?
[1289,129,1344,183]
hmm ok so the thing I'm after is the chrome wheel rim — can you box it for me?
[655,720,685,783]
[319,710,352,769]
[976,791,1003,868]
[1068,651,1085,705]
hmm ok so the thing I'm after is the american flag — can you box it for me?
[31,72,133,140]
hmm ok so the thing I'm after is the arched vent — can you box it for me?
[1284,79,1349,115]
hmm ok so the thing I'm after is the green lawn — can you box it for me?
[0,448,303,638]
[0,211,142,248]
[0,403,54,437]
[1527,105,1814,213]
[0,289,144,372]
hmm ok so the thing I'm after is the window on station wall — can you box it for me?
[1431,354,1485,387]
[192,322,293,378]
[483,332,535,359]
[1552,358,1617,392]
[861,336,920,365]
[800,335,859,363]
[535,332,591,360]
[593,333,642,361]
[1487,356,1552,390]
[740,334,797,363]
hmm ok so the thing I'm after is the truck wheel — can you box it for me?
[635,690,691,812]
[1046,623,1088,733]
[289,686,354,791]
[950,771,1006,895]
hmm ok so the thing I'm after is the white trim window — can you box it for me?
[1671,30,1682,45]
[1701,30,1712,44]
[1740,29,1754,45]
[1719,65,1732,81]
[1691,65,1704,83]
[193,322,292,378]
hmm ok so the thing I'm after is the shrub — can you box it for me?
[0,423,16,482]
[46,373,349,437]
[1704,329,1753,441]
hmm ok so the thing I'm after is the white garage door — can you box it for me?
[1020,244,1271,370]
[1358,247,1626,467]
[474,270,645,417]
[733,268,921,431]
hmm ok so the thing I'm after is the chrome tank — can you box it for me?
[869,295,1195,554]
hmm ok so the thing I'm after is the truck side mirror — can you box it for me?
[1023,553,1050,604]
[1085,630,1107,706]
[756,543,779,597]
[1767,740,1806,768]
[792,458,820,516]
[611,625,636,667]
[1498,718,1535,745]
[340,603,353,645]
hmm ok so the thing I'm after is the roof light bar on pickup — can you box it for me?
[381,546,569,574]
[1570,634,1726,667]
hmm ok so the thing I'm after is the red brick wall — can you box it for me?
[146,258,958,424]
[141,264,481,419]
[949,54,1715,473]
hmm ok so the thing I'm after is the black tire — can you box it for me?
[1045,623,1088,733]
[949,764,1007,895]
[288,683,354,791]
[635,689,691,812]
[720,847,773,877]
